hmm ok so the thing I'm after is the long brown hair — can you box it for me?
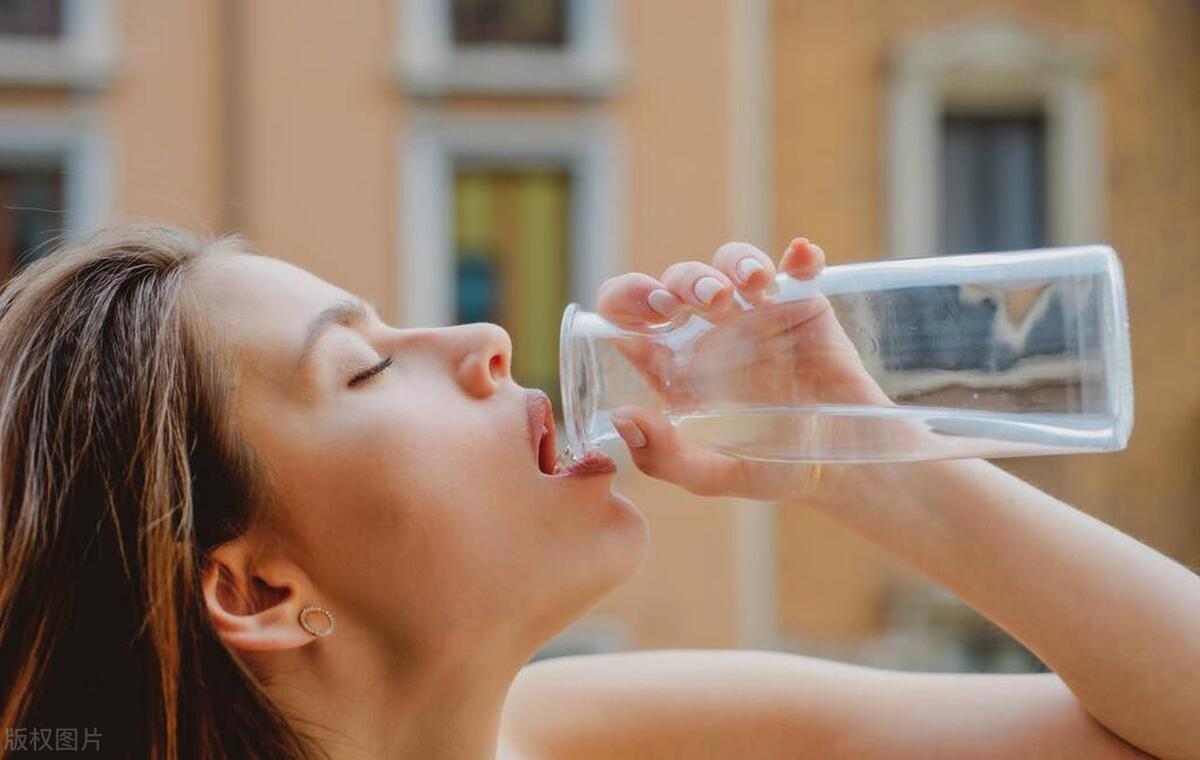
[0,225,319,759]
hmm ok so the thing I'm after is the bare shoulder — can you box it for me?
[499,650,1150,760]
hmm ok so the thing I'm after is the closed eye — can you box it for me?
[349,355,393,386]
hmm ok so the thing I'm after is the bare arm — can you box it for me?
[503,650,1149,759]
[797,457,1200,760]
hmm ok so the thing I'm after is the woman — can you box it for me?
[0,224,1195,760]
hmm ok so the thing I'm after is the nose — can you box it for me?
[437,323,513,398]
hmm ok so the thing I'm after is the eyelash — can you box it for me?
[349,355,393,386]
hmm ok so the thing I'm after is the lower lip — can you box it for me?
[552,450,617,478]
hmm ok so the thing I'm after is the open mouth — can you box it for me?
[526,390,615,477]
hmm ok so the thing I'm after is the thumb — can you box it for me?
[609,406,750,497]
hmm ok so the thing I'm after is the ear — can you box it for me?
[201,538,324,652]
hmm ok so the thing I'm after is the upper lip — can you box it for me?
[527,390,558,475]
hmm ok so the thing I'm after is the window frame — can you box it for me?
[886,16,1106,261]
[0,0,117,89]
[394,0,622,98]
[0,108,112,255]
[398,110,623,328]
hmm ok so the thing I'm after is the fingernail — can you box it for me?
[693,276,724,306]
[647,288,681,318]
[735,257,764,284]
[610,414,647,448]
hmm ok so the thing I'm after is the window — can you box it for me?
[400,112,622,402]
[0,110,112,268]
[396,0,620,96]
[879,110,1065,376]
[0,0,63,38]
[0,160,65,278]
[451,0,566,48]
[454,168,571,402]
[887,17,1104,260]
[941,113,1046,255]
[0,0,115,88]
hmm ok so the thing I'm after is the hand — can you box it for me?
[595,239,890,502]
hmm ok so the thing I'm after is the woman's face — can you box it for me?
[190,253,647,658]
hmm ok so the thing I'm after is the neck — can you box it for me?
[256,625,526,760]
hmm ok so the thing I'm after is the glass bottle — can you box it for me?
[559,245,1133,463]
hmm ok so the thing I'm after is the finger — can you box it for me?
[779,237,826,281]
[661,261,736,317]
[596,272,684,330]
[712,241,777,302]
[747,292,835,341]
[609,406,750,497]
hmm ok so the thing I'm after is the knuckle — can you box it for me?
[714,241,753,260]
[599,272,637,291]
[703,264,734,285]
[661,262,696,282]
[595,280,620,304]
[596,273,648,304]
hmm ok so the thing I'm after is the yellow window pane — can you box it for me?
[452,168,571,408]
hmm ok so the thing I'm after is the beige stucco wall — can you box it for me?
[236,1,400,319]
[109,0,226,231]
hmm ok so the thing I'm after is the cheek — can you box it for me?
[292,396,543,602]
[248,378,563,629]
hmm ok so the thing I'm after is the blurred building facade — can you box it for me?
[0,0,1195,671]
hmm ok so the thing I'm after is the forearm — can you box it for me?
[805,457,1200,760]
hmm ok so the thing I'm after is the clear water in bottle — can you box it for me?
[559,246,1133,464]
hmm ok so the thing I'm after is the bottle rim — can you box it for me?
[558,302,587,458]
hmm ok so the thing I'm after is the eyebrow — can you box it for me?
[296,298,373,370]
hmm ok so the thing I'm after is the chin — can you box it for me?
[598,490,651,581]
